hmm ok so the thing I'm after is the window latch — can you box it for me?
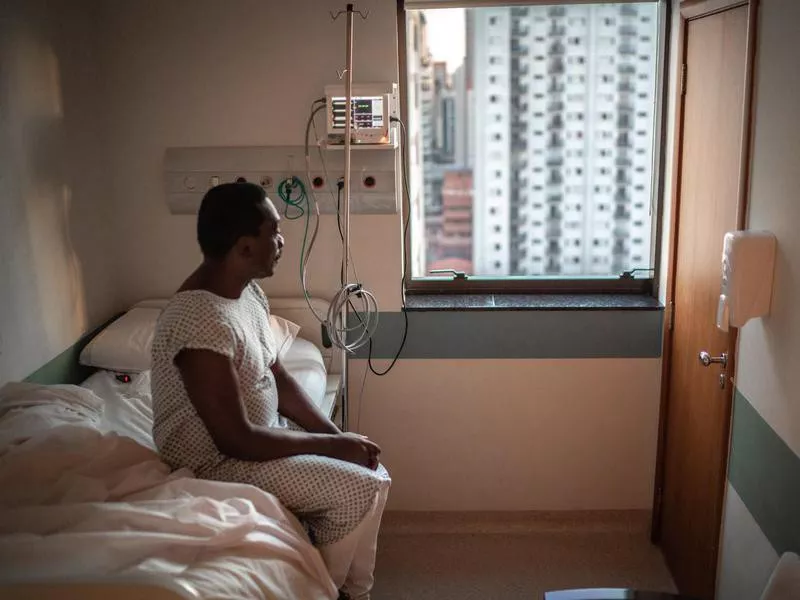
[619,268,655,280]
[429,269,468,280]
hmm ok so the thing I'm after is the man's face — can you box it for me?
[251,198,284,278]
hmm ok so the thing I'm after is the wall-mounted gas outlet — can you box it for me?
[164,146,399,215]
[362,174,377,189]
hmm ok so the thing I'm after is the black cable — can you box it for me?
[336,184,345,286]
[363,117,411,376]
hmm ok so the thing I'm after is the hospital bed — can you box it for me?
[0,297,342,599]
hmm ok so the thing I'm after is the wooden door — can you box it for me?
[658,4,751,600]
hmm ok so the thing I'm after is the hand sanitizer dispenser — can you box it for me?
[716,230,778,331]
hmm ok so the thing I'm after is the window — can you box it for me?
[403,1,664,292]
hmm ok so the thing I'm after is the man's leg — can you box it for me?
[340,469,390,600]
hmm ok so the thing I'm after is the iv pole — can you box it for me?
[331,3,368,432]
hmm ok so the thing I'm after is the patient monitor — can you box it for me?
[324,83,398,146]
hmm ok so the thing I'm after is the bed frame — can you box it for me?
[6,296,343,599]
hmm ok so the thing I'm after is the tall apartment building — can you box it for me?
[472,3,659,276]
[405,11,432,277]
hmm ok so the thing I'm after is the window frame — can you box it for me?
[398,0,671,296]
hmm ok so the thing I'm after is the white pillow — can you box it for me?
[79,307,161,373]
[80,304,303,372]
[270,314,301,360]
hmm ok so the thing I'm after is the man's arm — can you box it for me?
[272,359,340,434]
[175,349,374,464]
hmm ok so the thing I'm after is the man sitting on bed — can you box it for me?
[150,182,390,600]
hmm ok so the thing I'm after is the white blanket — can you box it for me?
[0,384,337,600]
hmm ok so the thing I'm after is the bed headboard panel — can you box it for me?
[23,315,120,385]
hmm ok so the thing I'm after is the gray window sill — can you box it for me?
[404,293,663,312]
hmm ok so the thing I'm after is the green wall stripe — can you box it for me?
[729,388,800,554]
[23,315,120,386]
[351,309,663,359]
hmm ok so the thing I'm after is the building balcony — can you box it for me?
[549,40,566,55]
[618,103,635,115]
[616,156,633,168]
[548,82,566,94]
[512,22,530,37]
[617,82,635,94]
[621,5,638,16]
[511,42,529,56]
[547,133,564,148]
[546,224,562,238]
[614,207,631,220]
[619,25,638,37]
[513,82,530,95]
[546,156,564,167]
[549,114,565,129]
[547,58,565,75]
[618,64,636,75]
[547,101,565,112]
[619,44,637,56]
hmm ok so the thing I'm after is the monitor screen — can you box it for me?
[330,96,385,130]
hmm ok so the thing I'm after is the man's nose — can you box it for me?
[277,234,285,248]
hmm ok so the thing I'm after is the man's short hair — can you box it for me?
[197,182,270,259]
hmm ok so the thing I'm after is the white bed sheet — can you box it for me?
[80,336,329,449]
[0,383,337,600]
[82,370,155,450]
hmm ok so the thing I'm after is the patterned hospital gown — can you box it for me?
[151,282,390,545]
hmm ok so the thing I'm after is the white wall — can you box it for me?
[718,0,800,597]
[97,0,403,310]
[0,0,115,383]
[92,0,664,512]
[351,358,662,511]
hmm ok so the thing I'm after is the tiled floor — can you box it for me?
[372,512,677,600]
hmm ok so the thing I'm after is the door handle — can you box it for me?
[699,351,728,368]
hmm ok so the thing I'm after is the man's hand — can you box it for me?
[329,432,381,470]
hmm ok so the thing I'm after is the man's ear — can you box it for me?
[233,237,254,260]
